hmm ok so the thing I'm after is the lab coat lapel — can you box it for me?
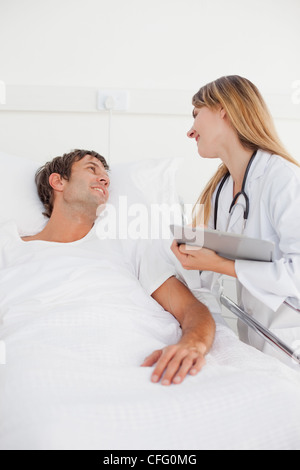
[248,150,272,182]
[227,203,245,233]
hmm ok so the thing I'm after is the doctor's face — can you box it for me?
[187,106,226,159]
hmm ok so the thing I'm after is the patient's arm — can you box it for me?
[141,276,216,385]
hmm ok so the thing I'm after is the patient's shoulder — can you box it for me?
[21,234,39,241]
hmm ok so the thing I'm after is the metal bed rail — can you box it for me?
[220,294,300,366]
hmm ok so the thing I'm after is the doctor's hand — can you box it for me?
[141,341,206,386]
[170,240,237,278]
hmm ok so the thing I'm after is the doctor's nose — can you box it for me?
[187,127,196,139]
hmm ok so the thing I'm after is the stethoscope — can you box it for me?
[214,150,257,231]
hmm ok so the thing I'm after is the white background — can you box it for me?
[0,0,300,204]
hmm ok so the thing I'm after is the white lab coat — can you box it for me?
[200,150,300,365]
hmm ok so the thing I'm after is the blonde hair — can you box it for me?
[192,75,300,226]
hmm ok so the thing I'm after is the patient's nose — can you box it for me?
[99,174,110,187]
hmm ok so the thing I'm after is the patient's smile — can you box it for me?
[92,187,105,194]
[91,186,108,199]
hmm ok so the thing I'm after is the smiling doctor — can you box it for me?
[171,75,300,363]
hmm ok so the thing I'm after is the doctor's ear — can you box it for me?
[219,107,227,119]
[48,173,66,192]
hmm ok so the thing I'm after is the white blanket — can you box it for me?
[0,222,300,450]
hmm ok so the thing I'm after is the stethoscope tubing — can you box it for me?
[214,150,257,230]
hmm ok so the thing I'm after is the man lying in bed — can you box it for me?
[0,149,215,386]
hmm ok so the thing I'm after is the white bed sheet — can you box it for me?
[0,222,300,450]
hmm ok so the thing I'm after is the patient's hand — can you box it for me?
[141,341,206,386]
[141,276,215,386]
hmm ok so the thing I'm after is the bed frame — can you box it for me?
[220,294,300,366]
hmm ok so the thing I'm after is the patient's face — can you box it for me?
[63,155,110,213]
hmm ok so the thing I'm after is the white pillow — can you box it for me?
[0,151,48,236]
[0,150,181,237]
[109,157,180,206]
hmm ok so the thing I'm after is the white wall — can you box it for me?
[0,0,300,205]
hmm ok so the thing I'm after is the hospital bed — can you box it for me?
[1,149,300,451]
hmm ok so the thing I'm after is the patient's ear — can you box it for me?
[49,173,65,192]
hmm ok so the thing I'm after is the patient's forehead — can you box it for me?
[73,155,107,171]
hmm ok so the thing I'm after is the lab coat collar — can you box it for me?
[247,149,273,182]
[221,149,272,197]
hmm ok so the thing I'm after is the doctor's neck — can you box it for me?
[218,139,255,193]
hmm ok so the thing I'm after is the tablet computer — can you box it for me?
[170,224,275,262]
